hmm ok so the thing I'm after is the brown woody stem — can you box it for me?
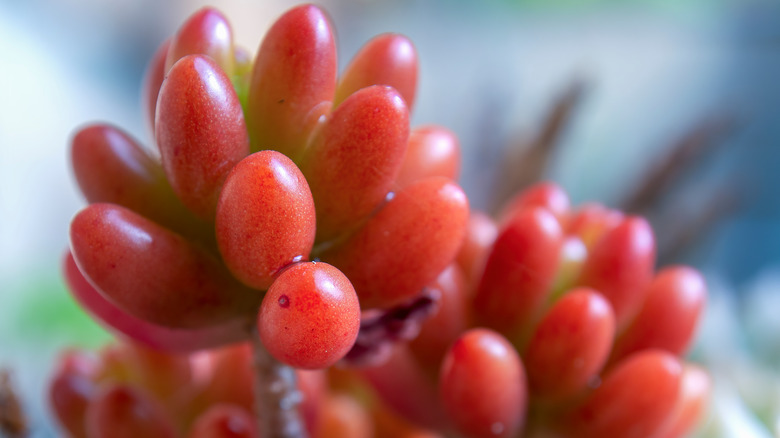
[0,368,27,438]
[250,327,307,438]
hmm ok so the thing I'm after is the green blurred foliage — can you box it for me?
[8,274,110,350]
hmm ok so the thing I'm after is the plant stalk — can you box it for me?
[250,327,307,438]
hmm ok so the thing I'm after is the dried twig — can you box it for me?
[342,291,438,367]
[621,113,737,214]
[656,182,741,264]
[490,79,587,214]
[0,369,27,438]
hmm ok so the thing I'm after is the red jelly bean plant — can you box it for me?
[53,4,710,438]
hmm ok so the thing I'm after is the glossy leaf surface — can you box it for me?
[300,85,409,242]
[165,7,235,75]
[258,262,360,369]
[85,385,177,438]
[141,39,169,135]
[216,151,316,290]
[499,181,570,225]
[439,329,527,438]
[247,4,336,158]
[394,125,460,189]
[456,211,498,293]
[524,289,615,400]
[409,265,469,374]
[576,216,656,329]
[612,266,706,361]
[334,33,418,111]
[64,252,249,351]
[156,54,249,220]
[70,203,254,329]
[321,177,468,309]
[473,207,563,342]
[360,345,447,430]
[188,404,258,438]
[71,123,209,242]
[562,350,682,438]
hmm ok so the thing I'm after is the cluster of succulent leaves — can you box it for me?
[56,4,710,438]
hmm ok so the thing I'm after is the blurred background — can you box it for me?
[1,0,779,436]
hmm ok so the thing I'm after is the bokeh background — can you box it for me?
[1,0,779,436]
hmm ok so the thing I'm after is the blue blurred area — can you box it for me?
[690,1,780,283]
[2,0,168,109]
